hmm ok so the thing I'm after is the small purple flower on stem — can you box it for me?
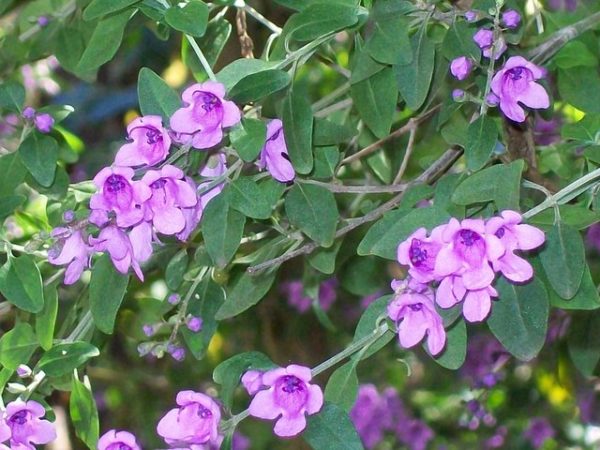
[170,81,241,149]
[436,274,498,322]
[485,210,545,283]
[450,56,473,81]
[186,316,203,333]
[168,345,186,361]
[502,9,521,28]
[258,119,295,183]
[16,365,32,378]
[241,370,265,395]
[486,92,500,106]
[387,283,446,356]
[34,113,54,133]
[397,226,444,283]
[89,225,147,281]
[48,227,92,285]
[248,364,323,437]
[473,29,493,49]
[491,56,550,122]
[473,29,505,60]
[3,399,56,450]
[22,107,36,120]
[524,418,555,448]
[349,385,387,449]
[89,167,151,228]
[115,115,172,167]
[168,293,181,305]
[97,429,142,450]
[142,324,155,337]
[156,391,222,448]
[141,164,198,235]
[37,16,50,27]
[465,10,478,22]
[452,89,465,102]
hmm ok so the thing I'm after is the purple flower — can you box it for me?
[47,227,92,285]
[115,115,171,167]
[397,226,445,283]
[396,419,433,450]
[169,345,186,361]
[491,56,550,122]
[248,364,323,437]
[473,29,493,49]
[281,278,338,313]
[34,113,54,133]
[2,399,56,450]
[16,365,32,378]
[141,165,198,235]
[450,56,473,81]
[241,370,265,395]
[97,429,142,450]
[156,391,222,448]
[486,92,500,106]
[258,119,295,183]
[349,385,387,449]
[473,29,506,60]
[524,418,555,448]
[502,9,521,28]
[22,107,35,121]
[387,282,446,356]
[534,116,561,146]
[452,89,465,101]
[436,274,498,322]
[465,10,478,22]
[232,432,250,450]
[485,426,507,449]
[37,16,49,27]
[186,316,203,333]
[142,324,155,337]
[461,334,509,387]
[89,167,151,228]
[168,293,181,305]
[485,210,545,283]
[170,81,241,149]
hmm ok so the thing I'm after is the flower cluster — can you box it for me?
[242,364,323,437]
[98,429,142,450]
[390,210,544,354]
[280,278,338,313]
[22,106,54,133]
[449,7,550,122]
[48,81,295,283]
[0,400,56,450]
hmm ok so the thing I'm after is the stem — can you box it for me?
[161,144,191,168]
[44,269,65,287]
[243,4,282,35]
[275,33,336,71]
[313,98,353,118]
[185,35,216,81]
[479,6,502,117]
[66,311,93,343]
[301,179,408,194]
[168,267,208,345]
[392,119,418,184]
[197,159,243,196]
[312,83,350,112]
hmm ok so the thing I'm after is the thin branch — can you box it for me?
[313,98,353,118]
[243,4,282,35]
[301,179,408,194]
[392,119,418,184]
[185,35,216,81]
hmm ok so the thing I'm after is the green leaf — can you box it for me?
[539,222,585,300]
[308,240,342,274]
[0,81,25,112]
[0,153,26,196]
[70,377,100,450]
[530,205,600,230]
[227,177,273,219]
[213,351,276,408]
[351,67,397,139]
[137,67,181,120]
[350,46,386,84]
[36,284,58,350]
[18,133,58,187]
[229,70,291,104]
[312,146,341,179]
[90,254,130,334]
[55,26,87,74]
[0,256,44,313]
[313,119,356,146]
[554,41,597,69]
[430,318,466,370]
[558,67,600,114]
[282,89,314,174]
[181,278,225,359]
[217,59,278,91]
[324,362,358,411]
[568,310,600,376]
[0,322,38,370]
[215,271,276,319]
[488,277,549,361]
[451,160,523,210]
[83,0,140,21]
[38,342,100,377]
[201,193,246,268]
[465,115,498,171]
[287,3,358,42]
[358,206,450,260]
[165,0,208,37]
[230,118,267,162]
[304,402,363,450]
[77,10,131,72]
[352,295,395,359]
[0,195,26,220]
[394,27,435,111]
[285,183,339,247]
[562,114,600,143]
[165,250,189,290]
[184,17,232,81]
[365,15,411,65]
[441,21,481,61]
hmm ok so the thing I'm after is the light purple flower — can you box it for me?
[248,364,323,437]
[524,418,555,448]
[491,56,550,122]
[16,365,32,378]
[473,29,506,60]
[473,29,493,49]
[115,115,171,167]
[396,419,434,450]
[436,274,498,322]
[97,429,142,450]
[141,165,197,235]
[22,107,35,121]
[232,432,250,450]
[169,346,186,361]
[241,370,265,395]
[349,385,387,449]
[47,227,92,285]
[156,391,221,448]
[387,283,446,356]
[281,278,338,313]
[485,210,545,283]
[37,16,49,27]
[465,10,477,21]
[3,399,56,450]
[34,113,54,133]
[142,324,155,337]
[486,92,500,106]
[450,56,473,81]
[170,81,241,149]
[89,167,151,228]
[483,36,507,60]
[397,226,445,283]
[168,293,181,304]
[452,89,465,101]
[462,334,510,387]
[186,316,203,333]
[502,9,521,28]
[258,119,295,183]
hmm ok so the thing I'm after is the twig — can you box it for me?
[243,3,282,35]
[392,119,418,184]
[301,179,408,194]
[312,83,350,112]
[313,98,353,118]
[236,7,254,58]
[185,35,216,81]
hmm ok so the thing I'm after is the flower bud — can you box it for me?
[502,9,521,28]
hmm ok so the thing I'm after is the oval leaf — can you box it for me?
[165,0,208,37]
[90,253,130,334]
[465,115,498,171]
[303,402,363,450]
[351,67,397,139]
[38,342,100,377]
[0,322,38,370]
[137,67,181,120]
[229,69,291,104]
[18,133,58,188]
[282,89,314,174]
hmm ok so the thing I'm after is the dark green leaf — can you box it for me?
[352,295,395,359]
[165,249,188,290]
[165,0,208,37]
[184,18,232,81]
[0,195,25,220]
[36,284,58,350]
[540,222,585,300]
[313,119,356,146]
[282,89,314,174]
[465,115,498,171]
[217,59,278,91]
[324,362,358,411]
[38,342,100,377]
[285,183,338,247]
[304,402,363,450]
[18,133,58,187]
[562,114,600,143]
[351,67,397,139]
[568,310,600,376]
[488,277,549,361]
[230,118,267,162]
[229,70,291,104]
[0,256,44,313]
[441,21,481,60]
[0,153,26,196]
[558,68,600,114]
[227,177,273,219]
[308,240,342,274]
[312,146,341,179]
[216,271,276,319]
[430,318,466,370]
[90,254,130,334]
[137,67,181,120]
[70,377,99,449]
[287,3,358,42]
[55,26,86,74]
[0,81,25,112]
[84,0,140,21]
[0,322,38,370]
[554,41,597,69]
[365,15,411,65]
